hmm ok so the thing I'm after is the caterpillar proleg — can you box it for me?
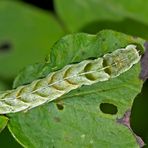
[0,44,140,114]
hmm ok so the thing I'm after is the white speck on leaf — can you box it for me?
[90,140,93,144]
[81,134,86,139]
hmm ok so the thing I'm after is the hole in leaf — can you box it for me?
[100,103,118,115]
[0,42,12,52]
[56,103,64,110]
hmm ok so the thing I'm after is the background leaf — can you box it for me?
[0,116,8,133]
[7,30,145,147]
[55,0,148,39]
[0,1,64,79]
[0,80,10,91]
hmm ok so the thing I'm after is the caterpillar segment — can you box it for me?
[0,45,140,114]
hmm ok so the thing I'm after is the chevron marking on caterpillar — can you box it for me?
[0,45,141,114]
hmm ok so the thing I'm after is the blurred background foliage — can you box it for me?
[0,0,147,147]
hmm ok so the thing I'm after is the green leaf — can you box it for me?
[8,30,145,147]
[54,0,123,32]
[0,116,8,133]
[0,1,64,79]
[55,0,148,39]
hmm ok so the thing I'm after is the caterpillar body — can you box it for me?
[0,45,140,114]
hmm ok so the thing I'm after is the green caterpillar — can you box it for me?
[0,45,140,114]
